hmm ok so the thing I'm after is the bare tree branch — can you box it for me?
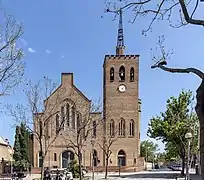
[151,63,204,79]
[178,0,204,26]
[6,78,64,180]
[0,13,24,95]
[97,129,118,180]
[150,36,204,79]
[105,0,204,34]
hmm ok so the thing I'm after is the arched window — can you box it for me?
[56,114,59,134]
[66,103,70,127]
[119,118,125,137]
[39,121,43,137]
[44,121,49,138]
[72,106,76,129]
[130,67,134,82]
[129,119,134,136]
[61,106,65,129]
[119,66,125,81]
[38,151,43,167]
[109,119,115,136]
[62,151,74,168]
[93,120,96,137]
[82,118,86,138]
[110,68,114,82]
[93,149,98,167]
[77,112,82,132]
[54,153,57,161]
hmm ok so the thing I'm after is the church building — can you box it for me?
[33,10,143,172]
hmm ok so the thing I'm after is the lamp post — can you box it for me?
[142,143,148,170]
[197,123,201,175]
[185,132,192,180]
[153,154,157,170]
[91,139,95,180]
[146,146,150,170]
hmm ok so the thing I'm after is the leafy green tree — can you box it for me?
[67,160,80,178]
[147,90,199,176]
[19,122,29,163]
[105,1,204,178]
[156,152,166,163]
[13,126,21,163]
[13,123,30,171]
[165,142,180,162]
[140,140,159,162]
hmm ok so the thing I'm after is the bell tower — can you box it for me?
[103,9,141,167]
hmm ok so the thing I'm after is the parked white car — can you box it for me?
[50,168,73,180]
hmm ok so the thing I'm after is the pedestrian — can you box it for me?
[29,165,31,176]
[44,167,50,180]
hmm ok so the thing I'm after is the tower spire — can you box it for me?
[116,8,125,55]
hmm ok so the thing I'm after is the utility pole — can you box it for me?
[185,132,192,180]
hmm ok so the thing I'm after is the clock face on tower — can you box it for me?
[118,84,126,92]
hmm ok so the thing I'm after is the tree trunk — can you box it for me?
[151,63,204,178]
[40,156,44,180]
[105,156,109,180]
[181,156,185,177]
[78,150,82,180]
[195,80,204,180]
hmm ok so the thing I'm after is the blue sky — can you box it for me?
[0,0,204,152]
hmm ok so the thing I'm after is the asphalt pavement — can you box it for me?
[0,168,201,180]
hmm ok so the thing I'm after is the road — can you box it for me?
[0,169,201,180]
[85,168,200,180]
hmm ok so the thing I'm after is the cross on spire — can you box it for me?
[116,8,125,55]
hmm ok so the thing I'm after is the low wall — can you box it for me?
[31,168,41,174]
[86,165,144,173]
[31,165,144,174]
[31,157,145,174]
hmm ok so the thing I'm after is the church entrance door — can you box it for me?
[117,150,126,166]
[62,151,74,168]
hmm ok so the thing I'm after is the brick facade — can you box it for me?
[103,54,141,167]
[32,54,143,171]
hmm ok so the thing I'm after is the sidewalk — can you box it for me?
[189,174,201,180]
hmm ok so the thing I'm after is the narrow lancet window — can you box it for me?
[56,114,59,134]
[129,119,134,136]
[110,119,115,136]
[72,106,76,129]
[119,66,125,81]
[61,106,65,129]
[93,120,96,137]
[130,67,134,82]
[119,118,125,137]
[110,68,114,82]
[66,103,70,127]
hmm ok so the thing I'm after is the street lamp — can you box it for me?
[141,143,149,170]
[153,154,157,170]
[145,146,150,170]
[91,139,95,180]
[185,132,192,180]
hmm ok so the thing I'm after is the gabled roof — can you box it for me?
[73,85,91,103]
[0,137,8,146]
